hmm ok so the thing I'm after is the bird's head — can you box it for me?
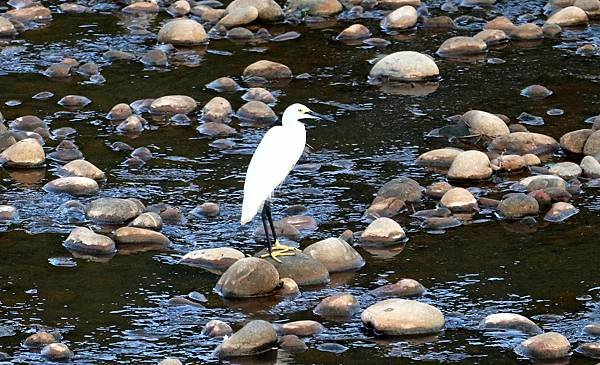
[284,103,321,122]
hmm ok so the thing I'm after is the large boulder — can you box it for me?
[286,0,343,16]
[361,299,445,335]
[303,237,365,273]
[369,51,439,82]
[547,6,589,25]
[489,132,559,155]
[226,0,284,21]
[448,150,492,180]
[0,138,45,168]
[461,110,510,138]
[437,36,487,57]
[157,19,208,46]
[215,257,280,298]
[85,198,144,224]
[381,5,418,30]
[217,320,277,358]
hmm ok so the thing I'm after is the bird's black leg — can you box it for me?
[261,205,272,256]
[265,201,278,246]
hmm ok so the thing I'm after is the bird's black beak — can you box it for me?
[307,111,334,122]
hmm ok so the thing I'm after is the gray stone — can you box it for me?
[180,247,245,274]
[64,227,115,255]
[150,95,197,115]
[217,320,277,358]
[369,51,439,82]
[361,299,445,335]
[515,332,570,360]
[0,138,45,168]
[480,313,542,334]
[497,193,539,219]
[215,257,280,298]
[303,237,365,273]
[85,198,144,224]
[202,320,233,338]
[314,293,360,317]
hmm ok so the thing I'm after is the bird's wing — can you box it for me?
[241,126,306,224]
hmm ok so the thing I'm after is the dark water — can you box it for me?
[0,1,599,363]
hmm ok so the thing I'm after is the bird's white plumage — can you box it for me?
[241,104,315,225]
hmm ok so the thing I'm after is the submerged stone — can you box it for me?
[216,320,277,358]
[497,193,539,219]
[361,299,445,336]
[371,278,426,298]
[481,313,542,334]
[437,36,487,56]
[314,293,360,317]
[202,320,233,338]
[85,198,144,224]
[215,257,280,298]
[41,343,73,361]
[544,202,579,222]
[64,227,116,255]
[180,247,245,274]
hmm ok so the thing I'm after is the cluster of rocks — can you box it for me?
[21,331,73,361]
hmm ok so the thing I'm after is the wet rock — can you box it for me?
[576,342,600,359]
[521,175,567,193]
[473,29,508,45]
[103,50,136,62]
[364,196,405,219]
[9,116,46,132]
[369,51,439,82]
[515,332,570,360]
[192,5,227,22]
[159,207,183,224]
[280,215,317,231]
[581,155,600,177]
[303,237,365,273]
[336,24,371,40]
[425,182,453,198]
[158,358,183,365]
[150,95,196,115]
[243,60,292,80]
[117,115,145,134]
[481,313,542,334]
[485,16,515,32]
[314,293,360,317]
[41,343,73,361]
[63,227,116,255]
[86,197,144,224]
[497,193,539,219]
[491,154,526,171]
[583,130,600,155]
[544,202,579,222]
[548,161,582,179]
[279,335,308,352]
[226,0,284,22]
[215,257,279,298]
[287,0,343,16]
[226,26,254,39]
[131,147,152,162]
[107,103,132,120]
[217,320,277,358]
[0,17,16,37]
[260,251,330,286]
[422,16,455,29]
[543,22,563,37]
[206,77,241,93]
[0,205,18,221]
[5,5,51,22]
[381,5,417,30]
[521,84,553,99]
[202,320,233,338]
[237,101,278,124]
[197,122,237,137]
[77,62,99,78]
[440,187,478,212]
[547,5,589,25]
[437,36,487,56]
[218,6,258,28]
[141,49,168,67]
[58,95,91,108]
[255,220,300,239]
[23,332,61,348]
[158,18,208,46]
[416,148,462,168]
[371,278,426,298]
[44,177,99,197]
[32,91,54,100]
[58,160,105,180]
[363,37,391,47]
[192,202,221,217]
[462,110,510,138]
[509,23,543,40]
[560,129,592,154]
[180,247,245,274]
[168,0,191,16]
[242,88,277,104]
[361,299,445,336]
[583,323,600,335]
[122,1,159,13]
[0,138,44,168]
[377,177,422,202]
[130,212,163,230]
[489,132,559,155]
[448,150,492,180]
[361,217,406,243]
[114,227,170,246]
[280,320,324,336]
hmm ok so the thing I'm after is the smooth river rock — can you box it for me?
[437,36,487,56]
[226,0,284,22]
[462,110,510,138]
[286,0,343,16]
[416,148,462,168]
[515,332,570,360]
[85,197,144,224]
[547,6,589,25]
[64,227,116,255]
[217,320,277,358]
[361,217,406,243]
[58,159,105,179]
[371,278,426,298]
[259,251,330,286]
[41,343,73,361]
[560,129,593,154]
[489,132,559,155]
[303,237,365,273]
[202,320,233,338]
[243,60,292,80]
[215,257,280,298]
[179,247,245,274]
[381,5,418,30]
[581,155,600,177]
[448,150,492,180]
[314,293,360,317]
[157,18,208,46]
[497,193,539,219]
[481,313,542,334]
[0,138,45,168]
[369,51,439,82]
[114,227,170,246]
[440,187,478,212]
[44,177,99,196]
[361,299,445,335]
[544,202,579,222]
[150,95,197,115]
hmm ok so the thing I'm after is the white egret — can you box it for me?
[241,103,322,261]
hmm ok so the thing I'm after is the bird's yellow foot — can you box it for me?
[260,241,301,263]
[272,240,301,253]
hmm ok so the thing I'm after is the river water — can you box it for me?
[0,0,599,363]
